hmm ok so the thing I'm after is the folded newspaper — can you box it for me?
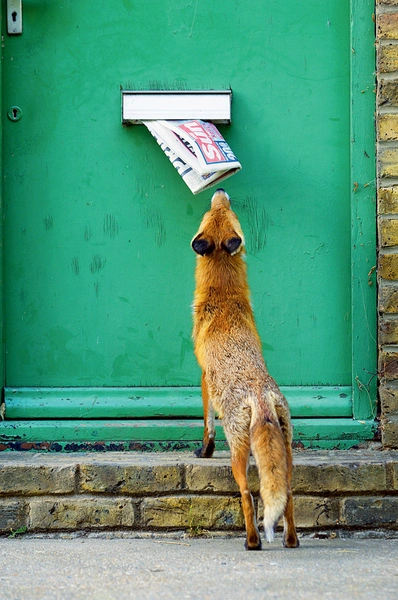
[143,119,242,194]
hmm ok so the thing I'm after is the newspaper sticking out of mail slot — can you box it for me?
[143,119,242,194]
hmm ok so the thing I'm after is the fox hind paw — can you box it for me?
[283,534,300,548]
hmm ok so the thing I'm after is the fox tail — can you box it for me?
[250,396,288,543]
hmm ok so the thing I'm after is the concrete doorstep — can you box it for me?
[1,449,398,537]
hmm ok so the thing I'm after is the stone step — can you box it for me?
[1,450,398,536]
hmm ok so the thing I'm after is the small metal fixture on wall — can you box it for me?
[7,0,23,35]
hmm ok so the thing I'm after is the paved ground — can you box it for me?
[0,534,397,599]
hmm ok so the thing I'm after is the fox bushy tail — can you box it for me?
[250,409,288,543]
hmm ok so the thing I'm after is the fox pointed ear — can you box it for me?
[223,236,242,255]
[192,235,215,256]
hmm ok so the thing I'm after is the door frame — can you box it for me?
[350,0,377,422]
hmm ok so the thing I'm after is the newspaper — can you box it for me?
[143,119,241,194]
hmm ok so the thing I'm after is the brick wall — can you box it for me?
[1,453,398,535]
[377,1,398,447]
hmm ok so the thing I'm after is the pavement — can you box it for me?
[0,534,397,600]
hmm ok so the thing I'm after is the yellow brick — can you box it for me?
[379,147,398,178]
[378,187,398,213]
[379,350,398,381]
[378,114,398,141]
[292,461,387,493]
[380,385,398,415]
[380,218,398,246]
[382,418,398,448]
[293,497,341,528]
[258,496,340,529]
[79,463,183,494]
[0,463,75,496]
[28,496,135,530]
[0,499,28,533]
[379,317,398,344]
[378,13,398,39]
[341,497,398,526]
[141,495,244,530]
[379,282,398,312]
[378,44,398,73]
[185,462,259,493]
[378,79,398,107]
[379,253,398,279]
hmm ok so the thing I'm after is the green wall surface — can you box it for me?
[3,1,355,390]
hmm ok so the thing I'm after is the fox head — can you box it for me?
[191,189,245,257]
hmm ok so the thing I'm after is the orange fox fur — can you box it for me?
[191,189,299,550]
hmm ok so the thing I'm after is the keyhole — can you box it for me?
[8,106,22,121]
[12,11,18,23]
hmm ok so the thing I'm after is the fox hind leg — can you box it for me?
[195,372,215,458]
[223,415,261,551]
[231,441,261,550]
[283,490,299,548]
[282,441,300,548]
[275,402,299,548]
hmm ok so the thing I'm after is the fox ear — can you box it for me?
[223,236,242,255]
[192,236,215,256]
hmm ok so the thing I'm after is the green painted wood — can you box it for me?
[0,33,4,394]
[0,418,376,445]
[4,386,352,419]
[2,1,355,389]
[0,439,372,451]
[0,437,372,452]
[350,0,377,421]
[0,2,377,446]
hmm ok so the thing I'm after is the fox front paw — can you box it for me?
[194,439,215,458]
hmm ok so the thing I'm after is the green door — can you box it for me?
[0,1,376,449]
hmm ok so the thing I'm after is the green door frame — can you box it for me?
[0,24,4,397]
[0,1,377,450]
[350,0,377,422]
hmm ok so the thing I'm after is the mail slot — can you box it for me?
[121,90,232,124]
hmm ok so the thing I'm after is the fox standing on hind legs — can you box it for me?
[191,189,299,551]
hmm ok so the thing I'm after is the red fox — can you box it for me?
[191,189,299,550]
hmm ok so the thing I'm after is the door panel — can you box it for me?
[3,1,350,389]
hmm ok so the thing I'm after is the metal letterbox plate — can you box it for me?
[122,90,232,124]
